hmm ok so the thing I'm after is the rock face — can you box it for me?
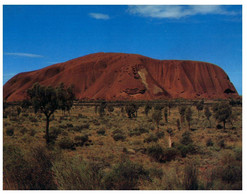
[3,52,239,102]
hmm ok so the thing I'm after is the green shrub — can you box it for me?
[29,116,38,122]
[139,127,149,134]
[180,131,193,145]
[234,148,242,161]
[20,127,28,135]
[144,134,158,143]
[113,133,126,141]
[148,167,163,180]
[146,144,164,162]
[74,135,89,146]
[103,160,148,190]
[6,127,14,136]
[218,140,225,148]
[177,144,196,157]
[162,148,179,162]
[30,129,37,137]
[72,124,90,132]
[206,138,214,147]
[129,127,148,137]
[129,129,141,137]
[97,128,106,135]
[156,131,165,139]
[221,165,242,184]
[59,137,75,150]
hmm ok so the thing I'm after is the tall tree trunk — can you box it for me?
[46,115,50,144]
[223,120,226,131]
[208,119,211,128]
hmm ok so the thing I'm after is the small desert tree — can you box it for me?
[185,107,193,130]
[27,83,75,144]
[196,100,204,118]
[152,110,162,130]
[125,103,138,118]
[168,101,174,116]
[144,102,152,116]
[99,101,107,117]
[176,119,181,131]
[204,106,212,127]
[107,105,114,114]
[213,102,232,130]
[16,106,22,117]
[164,107,168,123]
[179,106,187,124]
[57,83,75,115]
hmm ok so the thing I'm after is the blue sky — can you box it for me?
[3,5,242,94]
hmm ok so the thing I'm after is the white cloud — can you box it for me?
[128,5,236,19]
[89,13,110,20]
[4,52,43,58]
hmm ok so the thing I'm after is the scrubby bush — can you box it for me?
[59,137,75,150]
[3,145,56,190]
[183,161,198,190]
[103,160,149,190]
[3,144,29,189]
[53,158,104,190]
